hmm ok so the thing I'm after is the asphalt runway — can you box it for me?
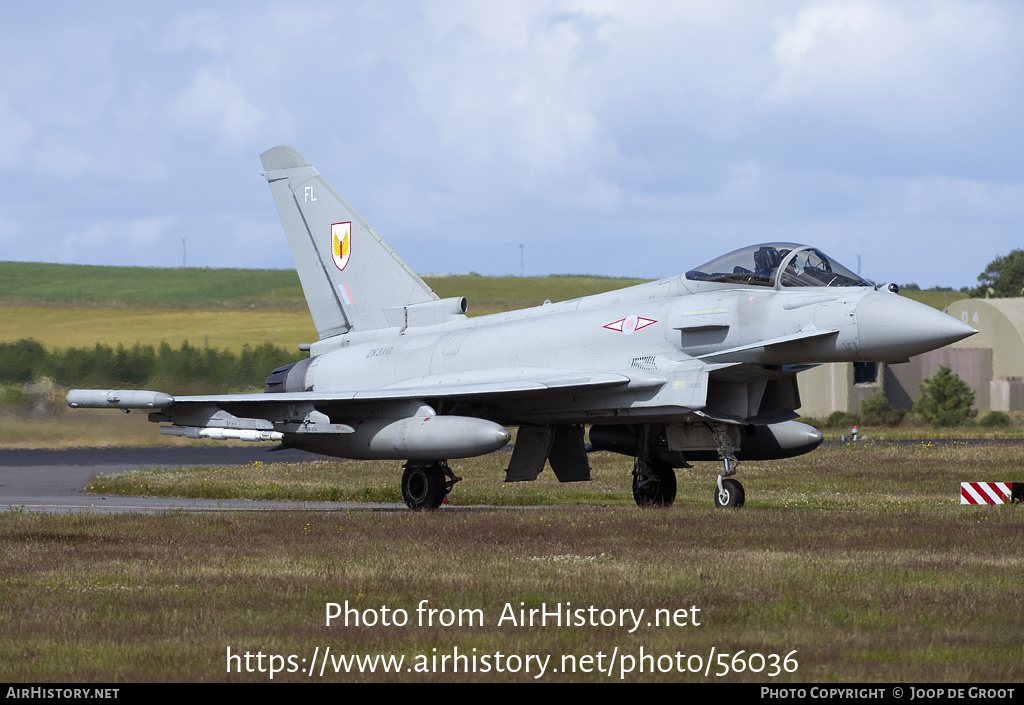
[3,439,1021,515]
[0,446,404,514]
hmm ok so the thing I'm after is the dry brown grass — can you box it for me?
[1,507,1020,682]
[2,444,1022,682]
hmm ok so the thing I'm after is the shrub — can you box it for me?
[913,366,975,427]
[860,392,904,427]
[0,339,47,383]
[0,383,34,409]
[978,411,1012,428]
[798,417,825,429]
[825,410,860,428]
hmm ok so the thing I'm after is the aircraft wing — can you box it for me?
[67,368,665,412]
[67,368,666,450]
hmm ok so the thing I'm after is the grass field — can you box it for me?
[2,444,1021,683]
[0,261,650,311]
[900,288,969,311]
[0,262,650,352]
[0,262,307,308]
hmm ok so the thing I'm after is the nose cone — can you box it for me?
[856,292,976,360]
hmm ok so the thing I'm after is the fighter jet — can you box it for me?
[67,146,976,510]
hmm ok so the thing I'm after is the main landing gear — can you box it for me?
[628,422,746,509]
[632,425,677,508]
[401,461,461,510]
[632,455,677,507]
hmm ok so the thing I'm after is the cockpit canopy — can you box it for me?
[685,243,872,289]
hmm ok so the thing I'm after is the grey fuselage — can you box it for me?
[278,273,968,431]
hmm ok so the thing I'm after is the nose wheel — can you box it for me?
[708,424,745,509]
[714,477,745,508]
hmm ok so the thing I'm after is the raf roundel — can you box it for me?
[331,222,352,271]
[604,316,657,335]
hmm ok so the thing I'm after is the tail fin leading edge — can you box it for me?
[260,145,437,339]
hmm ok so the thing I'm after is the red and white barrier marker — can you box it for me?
[960,482,1016,504]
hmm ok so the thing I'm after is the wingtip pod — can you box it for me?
[66,389,174,410]
[260,145,312,172]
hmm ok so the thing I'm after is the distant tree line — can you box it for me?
[0,339,298,393]
[971,249,1024,298]
[902,248,1024,298]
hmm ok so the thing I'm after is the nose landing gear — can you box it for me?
[710,425,744,509]
[714,476,745,508]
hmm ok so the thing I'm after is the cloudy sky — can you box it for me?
[1,1,1021,288]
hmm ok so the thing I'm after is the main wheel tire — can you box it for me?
[402,464,445,510]
[632,459,677,507]
[653,460,677,506]
[713,478,745,508]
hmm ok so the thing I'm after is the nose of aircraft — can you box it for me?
[855,291,976,361]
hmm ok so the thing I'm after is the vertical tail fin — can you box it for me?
[260,145,438,339]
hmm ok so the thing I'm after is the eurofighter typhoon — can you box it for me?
[67,146,976,509]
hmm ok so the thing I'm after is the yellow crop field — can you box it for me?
[0,305,317,353]
[0,263,657,355]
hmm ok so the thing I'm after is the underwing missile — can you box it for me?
[159,426,285,442]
